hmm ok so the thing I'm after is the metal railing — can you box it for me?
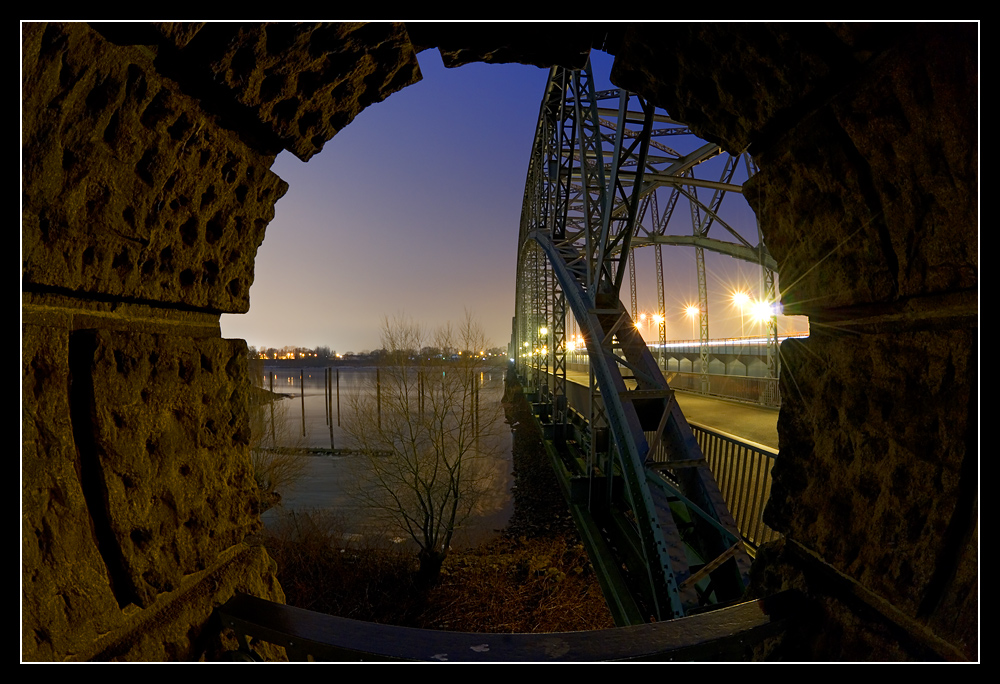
[687,422,780,553]
[644,421,778,554]
[539,367,781,553]
[218,591,791,661]
[563,362,780,408]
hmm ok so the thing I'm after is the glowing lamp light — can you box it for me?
[750,300,775,323]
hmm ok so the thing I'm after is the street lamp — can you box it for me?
[685,305,699,340]
[732,290,750,337]
[750,300,775,329]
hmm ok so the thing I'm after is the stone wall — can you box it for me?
[611,22,977,660]
[22,21,977,661]
[21,21,421,661]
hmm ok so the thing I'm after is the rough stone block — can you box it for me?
[172,22,422,162]
[89,544,286,662]
[406,22,598,69]
[22,323,124,661]
[22,22,288,313]
[609,23,870,153]
[768,330,975,621]
[73,329,259,608]
[745,109,901,310]
[745,24,977,313]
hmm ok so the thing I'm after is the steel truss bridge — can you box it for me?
[222,61,790,660]
[511,61,781,626]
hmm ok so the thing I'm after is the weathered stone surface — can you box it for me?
[746,24,977,313]
[150,22,206,49]
[74,329,259,607]
[88,544,286,662]
[22,22,288,313]
[746,108,902,310]
[22,324,124,661]
[406,22,600,69]
[747,538,967,661]
[609,23,876,153]
[169,22,422,162]
[768,330,975,623]
[21,21,978,662]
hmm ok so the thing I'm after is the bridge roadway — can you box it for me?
[561,369,779,450]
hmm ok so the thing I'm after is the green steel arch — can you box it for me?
[512,62,770,623]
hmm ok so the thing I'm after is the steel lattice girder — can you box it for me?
[514,63,754,622]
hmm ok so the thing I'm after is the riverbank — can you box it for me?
[257,371,614,634]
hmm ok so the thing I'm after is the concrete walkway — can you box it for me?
[559,369,779,451]
[672,391,778,450]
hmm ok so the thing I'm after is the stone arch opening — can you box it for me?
[22,22,978,662]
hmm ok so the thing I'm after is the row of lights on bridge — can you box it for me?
[520,293,779,357]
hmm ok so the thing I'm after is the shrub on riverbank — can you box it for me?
[256,372,615,633]
[259,511,426,625]
[257,511,614,633]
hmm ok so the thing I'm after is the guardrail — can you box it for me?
[535,368,781,552]
[563,362,780,408]
[218,591,792,661]
[686,422,780,554]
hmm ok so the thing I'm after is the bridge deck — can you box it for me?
[560,369,779,449]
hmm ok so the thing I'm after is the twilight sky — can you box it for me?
[220,47,803,354]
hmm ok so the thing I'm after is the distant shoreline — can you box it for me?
[258,359,508,370]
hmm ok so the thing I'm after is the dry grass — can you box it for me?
[421,534,615,633]
[260,511,614,633]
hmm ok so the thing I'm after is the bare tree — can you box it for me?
[342,313,506,582]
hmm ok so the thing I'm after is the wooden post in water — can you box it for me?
[328,367,335,450]
[336,368,341,427]
[269,371,275,444]
[324,368,329,426]
[300,369,305,437]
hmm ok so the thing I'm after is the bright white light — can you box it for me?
[750,300,774,323]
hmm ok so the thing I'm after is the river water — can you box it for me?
[256,366,514,550]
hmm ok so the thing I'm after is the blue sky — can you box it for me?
[220,48,802,354]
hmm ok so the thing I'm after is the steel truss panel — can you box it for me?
[514,63,759,623]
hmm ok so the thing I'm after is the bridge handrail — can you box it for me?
[683,421,781,553]
[218,591,791,662]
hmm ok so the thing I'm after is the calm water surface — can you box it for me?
[258,366,514,550]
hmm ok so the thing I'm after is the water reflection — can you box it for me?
[256,366,514,550]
